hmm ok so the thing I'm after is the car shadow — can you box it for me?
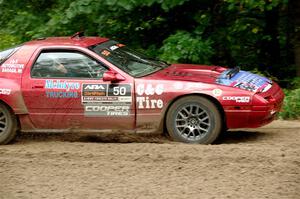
[16,132,169,144]
[16,129,269,145]
[214,130,269,144]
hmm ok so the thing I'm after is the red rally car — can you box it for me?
[0,33,284,144]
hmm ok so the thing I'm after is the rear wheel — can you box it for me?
[0,103,17,145]
[166,96,222,144]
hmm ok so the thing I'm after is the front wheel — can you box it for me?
[166,96,222,144]
[0,103,17,145]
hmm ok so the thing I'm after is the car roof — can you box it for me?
[24,36,109,48]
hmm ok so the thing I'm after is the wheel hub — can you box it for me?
[187,117,199,127]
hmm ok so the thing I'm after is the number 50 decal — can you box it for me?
[113,86,127,95]
[108,84,131,97]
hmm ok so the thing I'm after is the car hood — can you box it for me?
[147,64,226,84]
[147,64,273,92]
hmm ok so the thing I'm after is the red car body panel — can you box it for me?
[0,37,284,134]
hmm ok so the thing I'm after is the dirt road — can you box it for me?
[0,120,299,199]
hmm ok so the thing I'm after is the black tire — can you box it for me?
[166,96,222,144]
[0,103,18,145]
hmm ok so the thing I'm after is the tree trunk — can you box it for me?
[296,43,300,77]
[260,5,281,77]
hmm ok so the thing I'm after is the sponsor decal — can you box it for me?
[1,59,24,73]
[137,84,164,96]
[85,105,130,117]
[82,84,107,97]
[45,80,80,91]
[46,91,78,98]
[110,45,119,51]
[82,84,132,105]
[82,84,132,117]
[261,83,272,92]
[217,70,272,92]
[44,80,80,98]
[116,44,125,47]
[101,50,110,57]
[173,82,184,90]
[212,89,222,97]
[136,84,164,109]
[0,88,11,95]
[222,96,251,103]
[136,97,163,109]
[109,44,125,51]
[101,44,125,57]
[186,83,204,90]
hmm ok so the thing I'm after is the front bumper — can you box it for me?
[225,82,284,128]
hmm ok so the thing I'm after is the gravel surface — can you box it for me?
[0,120,299,199]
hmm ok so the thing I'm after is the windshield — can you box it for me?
[89,40,169,77]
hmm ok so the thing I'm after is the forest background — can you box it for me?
[0,0,299,118]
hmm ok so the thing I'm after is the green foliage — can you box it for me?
[0,0,297,88]
[279,77,300,119]
[290,77,300,88]
[224,0,286,11]
[0,33,21,50]
[279,88,300,119]
[159,31,214,64]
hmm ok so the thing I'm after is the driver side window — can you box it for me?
[31,51,107,78]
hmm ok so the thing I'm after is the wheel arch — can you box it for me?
[0,100,21,130]
[0,100,15,113]
[161,93,227,135]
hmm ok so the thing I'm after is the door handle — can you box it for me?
[32,85,44,89]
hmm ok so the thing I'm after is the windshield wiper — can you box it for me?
[122,51,167,67]
[146,58,169,67]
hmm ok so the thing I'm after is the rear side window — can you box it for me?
[0,47,21,64]
[31,51,107,79]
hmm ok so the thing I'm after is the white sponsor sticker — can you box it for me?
[136,84,164,109]
[1,59,24,73]
[212,89,222,97]
[173,82,184,90]
[136,97,163,109]
[222,96,251,103]
[82,84,132,105]
[137,84,164,96]
[0,88,11,95]
[85,105,130,116]
[186,83,204,90]
[84,84,106,90]
[261,83,272,92]
[110,45,119,51]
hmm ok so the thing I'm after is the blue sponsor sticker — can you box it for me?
[45,80,80,91]
[44,80,80,98]
[217,69,272,92]
[46,91,78,98]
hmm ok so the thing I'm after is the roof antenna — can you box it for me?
[71,31,85,40]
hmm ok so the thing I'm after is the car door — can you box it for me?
[21,48,135,130]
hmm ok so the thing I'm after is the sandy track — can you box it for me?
[0,120,299,199]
